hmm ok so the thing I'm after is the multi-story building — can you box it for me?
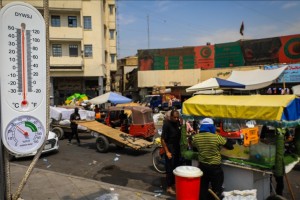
[2,0,117,105]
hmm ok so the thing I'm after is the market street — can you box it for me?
[11,133,167,194]
[9,131,300,199]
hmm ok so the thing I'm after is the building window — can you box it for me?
[103,0,106,12]
[69,45,78,57]
[105,51,108,62]
[109,5,114,15]
[83,16,92,30]
[84,45,93,57]
[68,16,77,27]
[110,54,116,63]
[52,44,62,57]
[51,15,60,27]
[104,25,107,39]
[109,29,115,40]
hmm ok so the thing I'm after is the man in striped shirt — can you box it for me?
[192,118,234,200]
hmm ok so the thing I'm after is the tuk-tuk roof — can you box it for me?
[108,106,152,114]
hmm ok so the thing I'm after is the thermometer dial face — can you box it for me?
[5,115,45,154]
[1,5,45,111]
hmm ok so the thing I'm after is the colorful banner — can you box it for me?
[215,42,244,68]
[264,64,300,83]
[194,45,214,69]
[279,34,300,64]
[138,34,300,71]
[241,37,281,65]
[138,50,156,71]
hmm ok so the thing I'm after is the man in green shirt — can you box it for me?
[192,118,234,200]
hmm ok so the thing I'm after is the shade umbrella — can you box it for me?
[186,77,245,92]
[89,92,132,104]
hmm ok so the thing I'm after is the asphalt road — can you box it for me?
[11,132,300,199]
[12,132,166,193]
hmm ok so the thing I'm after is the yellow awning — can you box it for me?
[182,95,297,121]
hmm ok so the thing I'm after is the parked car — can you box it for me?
[142,94,181,113]
[10,131,59,159]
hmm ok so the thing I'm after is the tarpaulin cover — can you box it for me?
[186,77,245,92]
[89,92,132,104]
[227,66,287,90]
[182,95,300,121]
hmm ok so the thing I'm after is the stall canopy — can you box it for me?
[227,66,287,90]
[182,95,300,122]
[89,92,132,105]
[186,77,245,92]
[292,85,300,96]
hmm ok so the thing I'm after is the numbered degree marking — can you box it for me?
[5,115,45,154]
[6,23,43,111]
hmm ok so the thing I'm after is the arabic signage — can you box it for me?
[264,64,300,83]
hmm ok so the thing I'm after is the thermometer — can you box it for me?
[5,115,45,154]
[0,2,47,155]
[2,13,45,111]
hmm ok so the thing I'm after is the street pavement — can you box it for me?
[9,163,175,200]
[7,163,300,200]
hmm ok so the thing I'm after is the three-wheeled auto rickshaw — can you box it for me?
[104,106,156,140]
[77,106,155,153]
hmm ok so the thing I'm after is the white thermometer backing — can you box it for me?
[0,2,47,155]
[0,2,46,112]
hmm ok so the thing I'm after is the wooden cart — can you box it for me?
[77,120,153,153]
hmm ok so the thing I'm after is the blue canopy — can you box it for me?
[89,92,132,104]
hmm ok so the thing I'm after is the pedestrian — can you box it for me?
[69,107,81,146]
[192,118,234,200]
[161,110,181,195]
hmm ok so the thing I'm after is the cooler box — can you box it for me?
[173,166,203,200]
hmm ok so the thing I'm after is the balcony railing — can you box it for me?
[50,56,83,71]
[50,26,83,40]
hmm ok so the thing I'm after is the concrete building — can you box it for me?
[2,0,117,105]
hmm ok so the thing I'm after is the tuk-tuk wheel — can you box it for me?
[153,107,160,113]
[96,136,109,153]
[51,127,64,140]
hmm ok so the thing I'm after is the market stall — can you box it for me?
[181,95,300,199]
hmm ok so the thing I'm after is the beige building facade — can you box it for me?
[2,0,117,105]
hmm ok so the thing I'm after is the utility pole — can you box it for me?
[147,15,150,49]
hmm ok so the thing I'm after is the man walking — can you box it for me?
[69,107,81,146]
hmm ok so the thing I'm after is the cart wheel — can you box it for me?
[51,127,64,140]
[96,136,109,153]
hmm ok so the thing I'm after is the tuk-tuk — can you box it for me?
[104,106,156,139]
[217,119,259,146]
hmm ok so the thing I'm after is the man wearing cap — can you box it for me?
[192,118,234,200]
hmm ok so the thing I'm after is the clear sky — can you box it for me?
[117,0,300,58]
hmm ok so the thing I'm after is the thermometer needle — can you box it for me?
[16,125,29,136]
[21,23,28,107]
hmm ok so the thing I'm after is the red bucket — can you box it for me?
[173,166,203,200]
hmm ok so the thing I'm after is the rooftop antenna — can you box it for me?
[147,15,150,49]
